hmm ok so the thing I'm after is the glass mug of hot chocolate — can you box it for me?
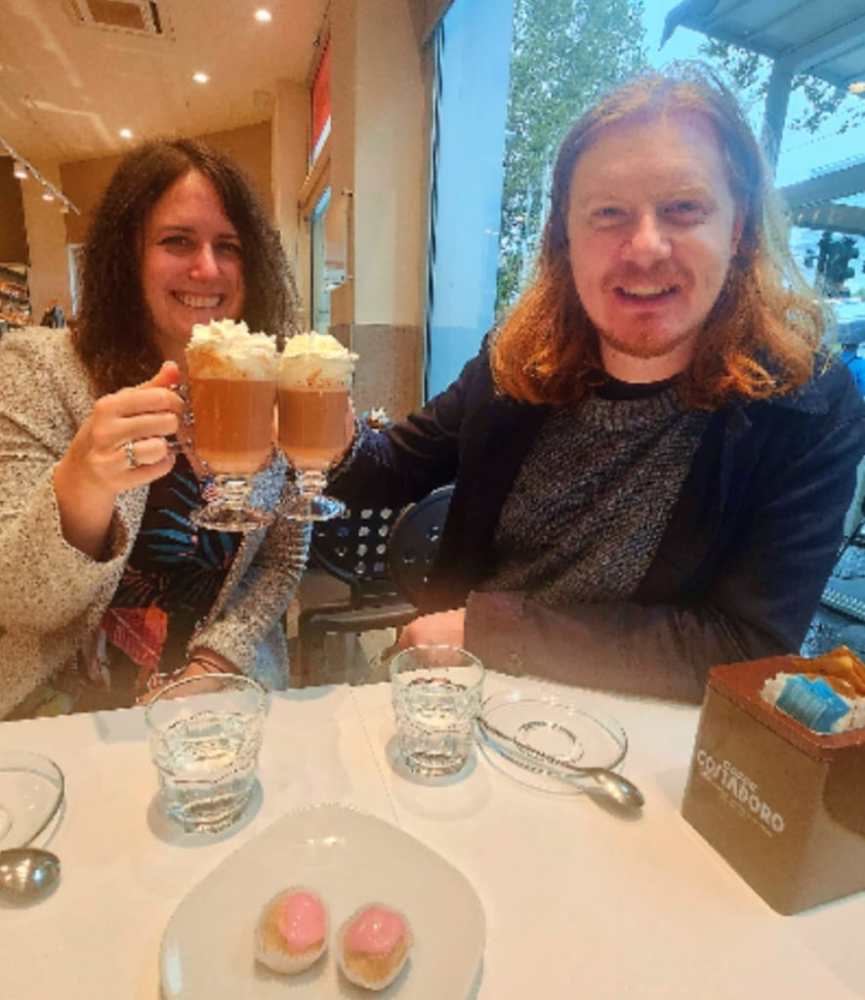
[278,331,357,521]
[184,319,279,532]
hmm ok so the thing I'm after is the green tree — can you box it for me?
[495,0,647,314]
[699,39,865,137]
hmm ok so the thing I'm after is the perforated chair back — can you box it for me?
[309,505,402,606]
[387,484,454,607]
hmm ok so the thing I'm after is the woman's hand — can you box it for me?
[138,650,240,705]
[397,608,467,649]
[57,360,184,501]
[53,361,185,558]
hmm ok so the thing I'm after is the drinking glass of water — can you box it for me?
[390,645,485,777]
[145,674,269,834]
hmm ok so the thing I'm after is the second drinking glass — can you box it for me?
[277,332,358,521]
[185,319,279,532]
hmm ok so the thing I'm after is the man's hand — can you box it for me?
[397,608,467,649]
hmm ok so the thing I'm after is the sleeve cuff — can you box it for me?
[464,590,528,676]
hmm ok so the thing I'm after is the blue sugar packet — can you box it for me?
[775,675,851,733]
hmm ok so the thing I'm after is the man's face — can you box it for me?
[566,112,742,382]
[140,169,245,359]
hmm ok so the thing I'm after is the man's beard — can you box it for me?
[597,322,698,361]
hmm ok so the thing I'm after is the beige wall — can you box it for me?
[354,0,428,328]
[329,0,358,329]
[421,0,456,43]
[326,0,431,419]
[271,80,310,327]
[330,0,429,330]
[0,159,29,263]
[20,161,72,319]
[61,121,274,247]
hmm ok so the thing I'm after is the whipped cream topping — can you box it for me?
[344,905,406,956]
[186,318,279,380]
[280,330,357,390]
[275,891,327,953]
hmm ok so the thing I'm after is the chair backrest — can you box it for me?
[387,484,454,607]
[309,505,403,606]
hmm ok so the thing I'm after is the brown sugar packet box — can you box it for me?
[681,652,865,915]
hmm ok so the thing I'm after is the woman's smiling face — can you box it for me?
[566,111,742,382]
[140,169,245,359]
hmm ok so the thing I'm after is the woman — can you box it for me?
[0,138,308,719]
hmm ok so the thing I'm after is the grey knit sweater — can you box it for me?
[483,386,709,606]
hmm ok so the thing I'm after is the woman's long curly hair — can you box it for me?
[491,65,825,410]
[73,138,298,395]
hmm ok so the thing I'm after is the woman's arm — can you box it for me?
[187,489,311,678]
[52,361,183,558]
[0,335,186,629]
[0,336,130,628]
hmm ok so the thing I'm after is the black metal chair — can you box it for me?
[297,485,454,679]
[387,484,454,606]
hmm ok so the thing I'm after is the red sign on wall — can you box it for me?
[311,40,332,163]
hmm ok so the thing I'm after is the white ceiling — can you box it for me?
[0,0,328,164]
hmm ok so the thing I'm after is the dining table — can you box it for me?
[1,670,863,999]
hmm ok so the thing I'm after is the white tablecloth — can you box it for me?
[1,674,863,999]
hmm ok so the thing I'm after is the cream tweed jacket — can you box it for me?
[0,328,309,719]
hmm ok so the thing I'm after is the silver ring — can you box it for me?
[124,440,140,470]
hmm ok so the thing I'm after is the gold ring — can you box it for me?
[124,440,140,470]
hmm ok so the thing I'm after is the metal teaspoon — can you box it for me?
[0,846,61,901]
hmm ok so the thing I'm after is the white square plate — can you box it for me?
[160,803,485,998]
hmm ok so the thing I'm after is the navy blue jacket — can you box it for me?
[332,348,865,701]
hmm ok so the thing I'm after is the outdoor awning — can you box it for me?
[662,0,865,91]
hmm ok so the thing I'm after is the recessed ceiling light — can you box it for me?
[41,191,55,202]
[254,8,272,23]
[13,161,27,179]
[119,128,133,139]
[193,71,210,84]
[849,81,865,95]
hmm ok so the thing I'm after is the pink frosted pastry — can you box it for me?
[255,887,328,974]
[337,903,413,990]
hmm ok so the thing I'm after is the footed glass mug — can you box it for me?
[277,331,358,521]
[184,319,280,533]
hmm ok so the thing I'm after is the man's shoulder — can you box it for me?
[741,355,865,425]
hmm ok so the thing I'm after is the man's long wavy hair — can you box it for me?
[491,65,825,410]
[73,138,298,395]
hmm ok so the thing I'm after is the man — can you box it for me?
[330,67,865,702]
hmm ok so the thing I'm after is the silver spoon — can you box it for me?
[477,717,645,809]
[562,764,644,808]
[0,846,61,901]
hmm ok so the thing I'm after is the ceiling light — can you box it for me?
[13,161,27,179]
[193,71,210,84]
[41,191,55,202]
[119,128,133,139]
[254,8,272,23]
[849,81,865,95]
